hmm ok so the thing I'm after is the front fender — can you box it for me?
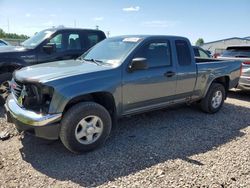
[46,69,122,114]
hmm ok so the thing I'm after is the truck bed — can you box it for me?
[194,59,241,98]
[195,57,224,63]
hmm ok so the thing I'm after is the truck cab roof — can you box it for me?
[113,35,189,41]
[43,27,106,33]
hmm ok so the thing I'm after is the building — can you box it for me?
[201,37,250,55]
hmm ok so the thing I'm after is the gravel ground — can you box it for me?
[0,91,249,188]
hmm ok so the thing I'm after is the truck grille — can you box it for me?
[11,79,24,100]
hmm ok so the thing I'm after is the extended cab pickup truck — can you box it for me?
[5,35,241,153]
[0,28,106,104]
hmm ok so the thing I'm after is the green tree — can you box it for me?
[0,28,29,39]
[195,38,204,46]
[0,28,5,38]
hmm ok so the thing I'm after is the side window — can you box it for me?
[175,40,191,66]
[135,41,171,68]
[68,33,81,50]
[87,33,101,48]
[49,34,63,51]
[193,48,199,57]
[199,49,209,58]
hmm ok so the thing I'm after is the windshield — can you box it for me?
[81,37,142,65]
[21,30,54,49]
[221,47,250,58]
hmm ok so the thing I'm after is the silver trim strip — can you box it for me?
[5,95,62,126]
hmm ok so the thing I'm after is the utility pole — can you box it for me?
[96,25,99,30]
[74,20,76,28]
[106,31,110,38]
[7,18,9,33]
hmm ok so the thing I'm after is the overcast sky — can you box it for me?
[0,0,249,43]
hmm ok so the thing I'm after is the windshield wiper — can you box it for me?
[82,58,103,66]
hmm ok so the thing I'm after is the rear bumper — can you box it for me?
[238,76,250,90]
[5,95,62,140]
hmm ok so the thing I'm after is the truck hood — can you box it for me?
[0,45,28,53]
[14,59,113,83]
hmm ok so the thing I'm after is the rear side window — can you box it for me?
[134,40,171,68]
[175,40,191,66]
[68,34,81,50]
[87,33,104,48]
[193,48,199,57]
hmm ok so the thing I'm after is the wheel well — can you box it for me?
[212,76,230,97]
[64,92,117,118]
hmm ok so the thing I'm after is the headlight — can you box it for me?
[23,84,54,114]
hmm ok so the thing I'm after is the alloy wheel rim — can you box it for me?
[211,90,223,109]
[75,115,104,145]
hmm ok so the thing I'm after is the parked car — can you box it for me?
[193,46,211,58]
[0,27,106,104]
[217,45,250,90]
[0,39,9,46]
[5,35,241,153]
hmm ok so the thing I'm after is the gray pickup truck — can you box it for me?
[5,35,241,153]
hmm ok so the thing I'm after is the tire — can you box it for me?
[200,83,226,114]
[0,72,13,105]
[60,102,112,153]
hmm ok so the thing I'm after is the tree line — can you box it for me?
[0,28,29,40]
[195,38,204,46]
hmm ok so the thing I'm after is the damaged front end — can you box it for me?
[10,78,54,114]
[5,78,62,140]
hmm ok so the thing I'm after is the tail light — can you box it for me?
[242,61,250,65]
[240,61,250,76]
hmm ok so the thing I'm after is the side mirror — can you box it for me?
[43,43,56,54]
[128,58,148,72]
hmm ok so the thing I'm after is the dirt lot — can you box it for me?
[0,91,249,188]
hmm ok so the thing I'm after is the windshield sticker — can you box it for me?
[123,37,141,43]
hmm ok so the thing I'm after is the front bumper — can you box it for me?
[5,95,62,140]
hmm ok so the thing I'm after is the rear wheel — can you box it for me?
[200,83,226,113]
[0,73,13,105]
[60,102,112,153]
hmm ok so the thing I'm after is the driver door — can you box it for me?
[37,31,83,63]
[122,39,177,114]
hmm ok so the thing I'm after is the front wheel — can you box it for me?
[200,83,226,113]
[60,102,112,153]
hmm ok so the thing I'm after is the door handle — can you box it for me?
[164,71,175,77]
